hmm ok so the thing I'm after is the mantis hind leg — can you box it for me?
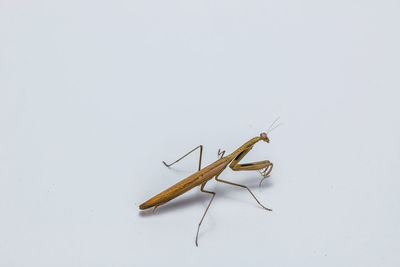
[195,181,216,247]
[215,177,272,211]
[163,145,203,171]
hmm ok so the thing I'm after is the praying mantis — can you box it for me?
[139,120,280,246]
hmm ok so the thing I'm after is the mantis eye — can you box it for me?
[260,132,268,139]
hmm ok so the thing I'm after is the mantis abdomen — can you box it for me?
[139,158,230,209]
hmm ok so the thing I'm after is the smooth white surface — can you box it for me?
[1,0,400,266]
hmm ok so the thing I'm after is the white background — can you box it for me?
[1,0,400,266]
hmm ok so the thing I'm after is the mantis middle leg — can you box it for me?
[215,176,272,211]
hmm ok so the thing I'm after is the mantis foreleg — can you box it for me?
[229,147,273,171]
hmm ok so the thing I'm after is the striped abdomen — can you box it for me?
[139,158,230,210]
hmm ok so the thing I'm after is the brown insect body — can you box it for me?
[139,157,230,209]
[139,125,280,247]
[140,136,263,210]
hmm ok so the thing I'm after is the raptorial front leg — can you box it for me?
[163,145,203,171]
[258,162,273,186]
[195,182,216,247]
[229,148,270,171]
[229,147,273,186]
[215,177,272,211]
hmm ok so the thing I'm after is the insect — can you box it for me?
[139,119,281,246]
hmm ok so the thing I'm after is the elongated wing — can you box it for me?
[139,158,229,210]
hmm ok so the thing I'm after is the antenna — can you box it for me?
[267,117,280,134]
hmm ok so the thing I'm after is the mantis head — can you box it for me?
[260,132,270,143]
